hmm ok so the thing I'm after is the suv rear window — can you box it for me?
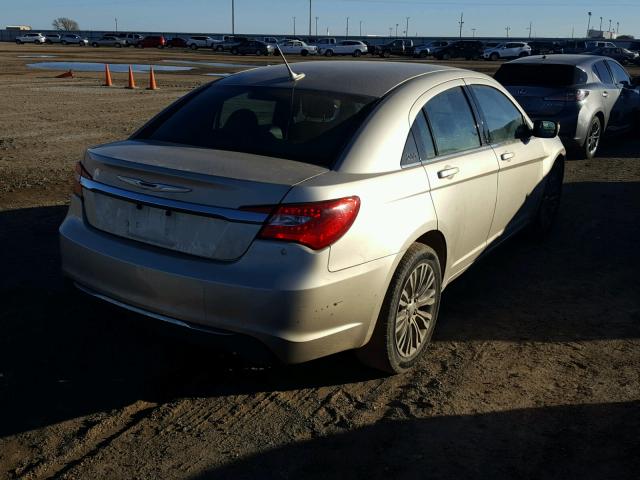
[495,64,587,86]
[135,85,377,168]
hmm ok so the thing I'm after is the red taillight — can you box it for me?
[72,161,92,197]
[245,196,360,250]
[544,89,590,102]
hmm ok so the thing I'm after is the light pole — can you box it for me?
[599,16,603,31]
[405,17,410,38]
[472,28,476,38]
[114,18,118,32]
[458,12,464,39]
[389,27,393,38]
[587,11,592,36]
[395,23,399,38]
[505,25,510,38]
[293,16,296,36]
[359,20,362,37]
[616,22,619,34]
[315,16,319,37]
[231,0,234,35]
[346,17,349,37]
[608,19,612,34]
[309,0,312,36]
[527,21,532,39]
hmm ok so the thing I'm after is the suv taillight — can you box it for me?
[544,89,590,102]
[244,197,360,250]
[72,161,92,197]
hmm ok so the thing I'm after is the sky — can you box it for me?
[2,0,640,39]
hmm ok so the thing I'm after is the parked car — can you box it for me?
[562,40,616,54]
[587,47,639,65]
[626,41,640,53]
[413,40,449,58]
[262,37,279,44]
[378,39,414,57]
[434,40,484,60]
[122,33,144,47]
[45,34,62,44]
[483,42,531,60]
[233,40,274,56]
[187,35,220,50]
[321,40,367,57]
[61,61,565,374]
[166,37,188,48]
[91,36,127,48]
[495,54,640,158]
[277,40,318,56]
[15,32,46,44]
[311,37,337,50]
[136,35,166,49]
[528,41,564,56]
[217,36,249,52]
[60,33,88,46]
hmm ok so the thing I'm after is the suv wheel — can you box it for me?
[231,47,238,55]
[92,42,98,47]
[61,40,68,45]
[15,40,22,45]
[490,52,499,61]
[216,45,224,52]
[324,49,334,57]
[256,49,262,56]
[190,44,197,50]
[301,49,309,56]
[357,243,442,374]
[353,49,362,57]
[420,50,428,58]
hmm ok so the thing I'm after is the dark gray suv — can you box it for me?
[495,54,640,158]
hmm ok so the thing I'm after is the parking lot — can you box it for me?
[0,43,639,479]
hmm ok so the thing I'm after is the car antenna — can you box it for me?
[275,45,305,82]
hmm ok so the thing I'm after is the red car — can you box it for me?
[166,37,187,48]
[136,35,166,49]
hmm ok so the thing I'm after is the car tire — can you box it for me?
[92,42,98,47]
[383,51,391,58]
[353,50,362,57]
[420,51,428,58]
[490,52,499,61]
[231,48,238,55]
[216,45,224,52]
[190,44,197,50]
[61,40,67,45]
[580,115,602,159]
[530,157,564,237]
[256,49,262,56]
[324,49,334,57]
[442,53,451,60]
[15,40,22,45]
[356,243,442,374]
[115,43,122,48]
[301,50,308,56]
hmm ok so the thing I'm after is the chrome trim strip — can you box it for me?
[80,177,268,224]
[74,282,234,336]
[116,175,192,193]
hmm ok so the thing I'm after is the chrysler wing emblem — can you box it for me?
[117,176,192,193]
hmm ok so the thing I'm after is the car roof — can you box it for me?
[508,54,609,66]
[217,61,458,97]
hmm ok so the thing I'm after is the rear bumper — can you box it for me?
[59,197,395,364]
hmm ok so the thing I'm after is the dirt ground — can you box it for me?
[0,43,639,480]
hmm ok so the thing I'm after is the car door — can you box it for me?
[466,80,548,239]
[591,60,618,128]
[605,60,638,129]
[412,81,500,279]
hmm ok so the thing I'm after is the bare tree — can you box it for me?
[52,17,79,31]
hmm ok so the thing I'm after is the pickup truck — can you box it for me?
[378,39,414,57]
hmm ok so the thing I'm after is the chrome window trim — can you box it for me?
[80,177,268,225]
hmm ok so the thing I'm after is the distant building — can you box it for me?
[6,25,32,31]
[587,29,617,40]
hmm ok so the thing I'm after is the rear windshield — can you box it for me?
[495,64,587,87]
[135,85,377,168]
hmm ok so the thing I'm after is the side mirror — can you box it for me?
[532,120,559,138]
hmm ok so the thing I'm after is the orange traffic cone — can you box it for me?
[146,66,158,90]
[103,64,113,86]
[56,70,74,78]
[126,65,137,89]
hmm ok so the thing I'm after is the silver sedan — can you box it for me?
[60,61,565,373]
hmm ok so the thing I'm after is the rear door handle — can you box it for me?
[602,91,609,97]
[437,166,459,179]
[501,152,515,161]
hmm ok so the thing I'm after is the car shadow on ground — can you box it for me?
[186,401,640,480]
[0,179,638,438]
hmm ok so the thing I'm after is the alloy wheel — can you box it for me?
[394,262,437,359]
[587,118,601,156]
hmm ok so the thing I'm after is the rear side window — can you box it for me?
[137,85,377,168]
[411,111,436,161]
[400,132,420,167]
[423,87,480,156]
[470,85,525,144]
[606,60,630,85]
[495,64,587,86]
[593,61,613,84]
